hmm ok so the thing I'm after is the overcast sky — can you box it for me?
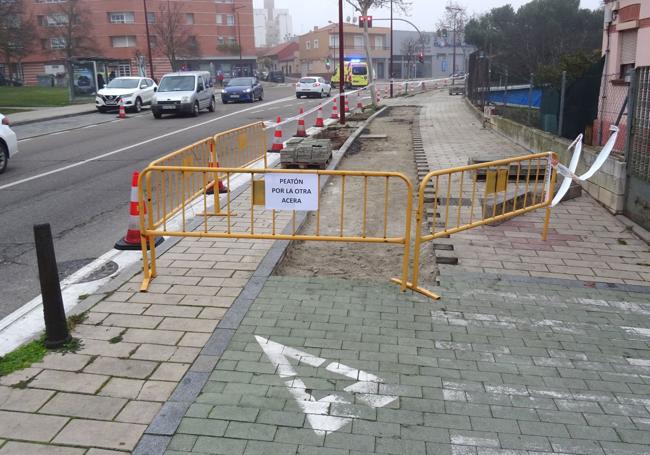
[253,0,604,35]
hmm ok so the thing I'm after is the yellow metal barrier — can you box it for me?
[212,122,267,169]
[150,137,214,168]
[138,166,414,292]
[392,152,558,299]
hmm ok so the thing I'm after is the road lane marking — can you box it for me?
[255,335,398,435]
[0,95,295,191]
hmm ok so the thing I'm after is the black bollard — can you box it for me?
[33,223,70,348]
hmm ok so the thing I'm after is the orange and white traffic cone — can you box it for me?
[118,99,126,119]
[314,104,324,127]
[344,97,350,113]
[376,89,381,104]
[271,116,283,151]
[356,92,363,111]
[114,171,162,250]
[206,161,229,194]
[330,97,339,119]
[295,108,307,137]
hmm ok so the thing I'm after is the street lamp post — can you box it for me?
[143,0,155,80]
[234,5,246,75]
[446,6,462,85]
[338,0,345,125]
[390,0,393,97]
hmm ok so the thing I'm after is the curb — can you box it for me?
[12,108,97,126]
[134,105,389,455]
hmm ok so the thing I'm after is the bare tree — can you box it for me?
[0,0,36,81]
[401,38,418,79]
[436,1,468,75]
[345,0,411,106]
[44,0,97,98]
[152,2,200,72]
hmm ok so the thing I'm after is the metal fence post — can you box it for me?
[527,72,534,126]
[623,68,638,165]
[503,69,508,107]
[33,223,70,348]
[558,70,567,137]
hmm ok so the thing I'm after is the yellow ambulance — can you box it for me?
[331,60,370,88]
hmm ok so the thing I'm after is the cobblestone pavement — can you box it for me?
[166,275,650,455]
[391,91,650,286]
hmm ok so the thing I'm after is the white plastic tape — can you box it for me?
[551,126,619,206]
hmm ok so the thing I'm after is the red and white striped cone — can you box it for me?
[114,171,162,250]
[314,104,324,127]
[376,89,381,104]
[271,116,284,151]
[118,99,126,119]
[344,97,350,113]
[295,108,306,137]
[356,92,363,111]
[330,97,339,119]
[384,87,389,99]
[206,161,229,195]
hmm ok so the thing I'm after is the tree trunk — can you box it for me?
[362,9,376,108]
[67,60,74,102]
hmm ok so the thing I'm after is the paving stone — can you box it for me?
[73,325,125,341]
[191,435,246,454]
[78,338,139,358]
[102,314,162,329]
[99,378,144,399]
[122,328,184,346]
[151,362,190,382]
[0,386,54,412]
[0,410,68,442]
[53,419,146,450]
[40,392,126,420]
[179,332,212,347]
[158,317,219,333]
[138,380,177,402]
[84,357,158,379]
[0,441,85,454]
[178,417,228,436]
[130,343,177,361]
[30,370,108,394]
[116,400,162,424]
[225,421,277,441]
[0,368,42,387]
[32,353,92,371]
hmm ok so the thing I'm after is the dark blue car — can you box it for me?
[221,77,263,103]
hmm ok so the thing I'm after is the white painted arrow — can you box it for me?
[254,335,398,435]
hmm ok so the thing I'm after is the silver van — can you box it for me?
[151,71,215,118]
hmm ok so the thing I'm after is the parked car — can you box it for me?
[96,77,158,113]
[151,71,215,118]
[296,76,331,98]
[221,77,263,103]
[268,71,285,83]
[0,113,19,174]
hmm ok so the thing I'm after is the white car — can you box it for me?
[0,113,18,174]
[296,76,331,98]
[96,77,158,113]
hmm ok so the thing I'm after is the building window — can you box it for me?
[39,13,68,26]
[185,13,194,25]
[109,12,135,24]
[118,64,132,77]
[215,0,234,3]
[228,36,236,45]
[329,34,339,48]
[313,39,319,49]
[226,14,235,26]
[111,36,137,48]
[441,60,448,72]
[374,35,383,49]
[216,14,223,24]
[217,36,225,45]
[353,35,363,48]
[49,37,66,49]
[146,12,156,24]
[306,40,311,50]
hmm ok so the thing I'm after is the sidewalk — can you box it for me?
[0,91,649,455]
[7,103,96,126]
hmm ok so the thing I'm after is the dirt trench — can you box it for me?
[274,106,437,287]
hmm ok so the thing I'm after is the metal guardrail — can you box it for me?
[213,122,267,169]
[138,167,414,292]
[392,152,557,299]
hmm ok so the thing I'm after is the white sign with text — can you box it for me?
[265,173,319,211]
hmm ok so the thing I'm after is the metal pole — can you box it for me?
[237,12,243,72]
[33,224,70,348]
[558,70,567,137]
[143,0,155,80]
[338,0,345,125]
[390,0,393,98]
[503,68,508,107]
[528,72,533,125]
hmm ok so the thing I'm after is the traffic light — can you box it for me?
[417,52,424,64]
[359,15,372,28]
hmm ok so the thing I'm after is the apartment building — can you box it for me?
[298,23,390,78]
[7,0,256,86]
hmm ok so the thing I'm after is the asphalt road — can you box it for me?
[0,83,343,318]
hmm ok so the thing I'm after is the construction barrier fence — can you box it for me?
[138,167,414,292]
[392,152,558,299]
